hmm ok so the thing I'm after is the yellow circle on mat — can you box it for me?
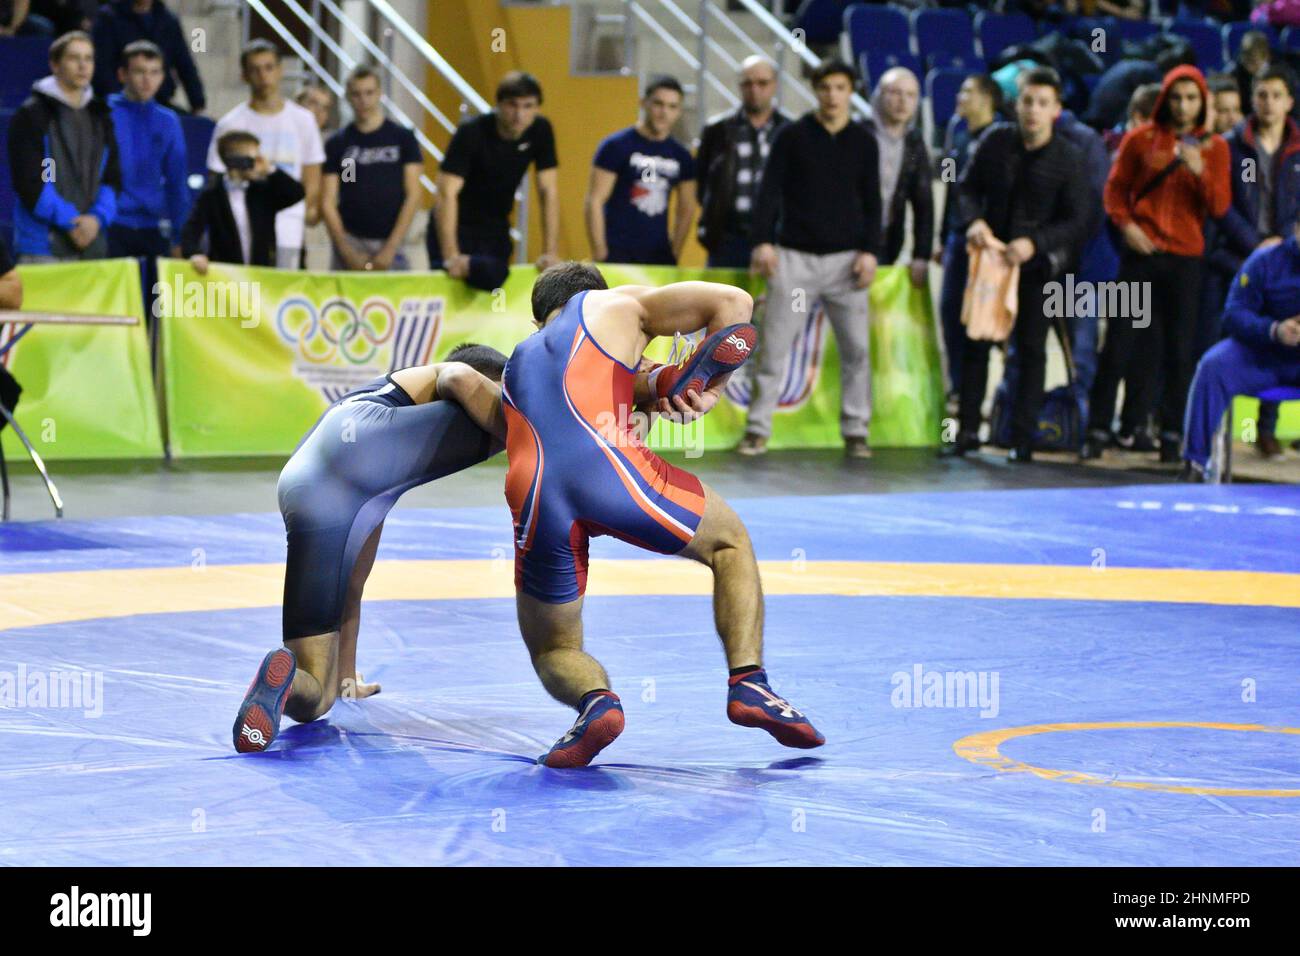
[953,721,1300,797]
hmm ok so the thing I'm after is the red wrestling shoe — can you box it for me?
[232,648,297,753]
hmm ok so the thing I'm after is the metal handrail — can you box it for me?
[701,0,817,114]
[627,1,738,106]
[271,0,439,195]
[239,0,534,261]
[731,0,873,119]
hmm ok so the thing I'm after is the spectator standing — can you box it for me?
[866,67,933,289]
[321,66,422,272]
[296,84,334,136]
[1208,74,1244,135]
[586,76,697,266]
[207,40,324,270]
[28,1,94,35]
[695,56,791,268]
[106,40,189,262]
[1180,226,1300,481]
[1216,64,1300,457]
[182,131,305,272]
[91,0,205,114]
[942,67,1090,462]
[1,2,54,34]
[427,71,560,290]
[740,58,881,459]
[1230,31,1272,117]
[937,74,1001,400]
[1084,65,1231,462]
[8,31,119,262]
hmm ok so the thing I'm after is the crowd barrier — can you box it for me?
[11,257,1292,463]
[4,258,946,460]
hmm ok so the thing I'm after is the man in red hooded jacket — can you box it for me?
[1084,65,1232,463]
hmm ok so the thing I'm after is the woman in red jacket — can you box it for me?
[1085,64,1232,463]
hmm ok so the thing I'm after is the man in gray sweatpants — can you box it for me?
[740,57,882,458]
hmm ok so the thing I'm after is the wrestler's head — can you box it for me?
[445,343,507,382]
[531,261,608,328]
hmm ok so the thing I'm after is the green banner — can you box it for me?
[156,259,944,457]
[1,259,161,461]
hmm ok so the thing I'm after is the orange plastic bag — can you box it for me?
[961,242,1019,342]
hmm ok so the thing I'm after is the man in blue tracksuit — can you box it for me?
[106,39,190,262]
[7,30,119,262]
[1181,230,1300,480]
[1215,65,1300,457]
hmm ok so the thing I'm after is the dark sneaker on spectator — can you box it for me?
[736,433,767,456]
[1258,433,1283,458]
[1007,443,1034,464]
[1080,429,1111,461]
[1159,431,1181,464]
[939,430,981,458]
[1178,461,1206,483]
[845,436,871,459]
[1116,426,1157,452]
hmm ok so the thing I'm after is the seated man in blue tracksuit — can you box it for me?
[1216,65,1300,458]
[1181,228,1300,481]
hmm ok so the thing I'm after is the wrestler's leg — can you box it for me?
[338,521,383,700]
[677,481,763,671]
[515,591,605,707]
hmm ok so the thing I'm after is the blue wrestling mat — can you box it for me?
[1,483,1298,865]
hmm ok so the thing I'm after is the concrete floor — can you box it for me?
[1,446,1152,523]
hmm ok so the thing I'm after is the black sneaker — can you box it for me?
[1177,461,1206,483]
[1116,426,1157,452]
[1159,431,1182,464]
[1007,443,1034,463]
[939,429,981,458]
[1080,428,1111,461]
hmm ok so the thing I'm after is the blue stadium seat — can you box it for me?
[1167,19,1225,71]
[1115,18,1160,46]
[1224,21,1276,61]
[863,49,923,91]
[842,3,910,61]
[1280,26,1300,53]
[0,36,52,110]
[913,8,976,64]
[926,50,986,74]
[794,0,849,47]
[926,68,966,144]
[975,11,1037,61]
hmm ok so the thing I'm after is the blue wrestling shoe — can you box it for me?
[232,648,297,753]
[727,668,824,749]
[538,690,625,768]
[652,323,757,402]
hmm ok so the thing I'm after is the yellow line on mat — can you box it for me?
[1,560,1296,631]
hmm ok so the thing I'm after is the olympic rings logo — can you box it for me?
[275,296,397,365]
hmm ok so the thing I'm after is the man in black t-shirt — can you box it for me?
[0,234,23,434]
[322,66,423,271]
[425,71,560,291]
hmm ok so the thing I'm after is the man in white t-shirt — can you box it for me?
[206,39,324,270]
